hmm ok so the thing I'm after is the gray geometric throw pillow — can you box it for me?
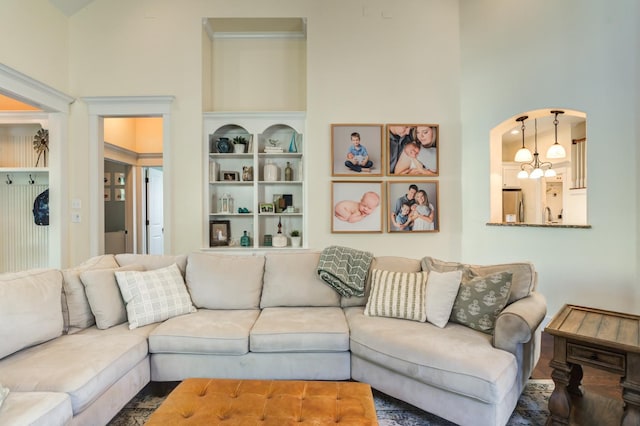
[449,271,513,334]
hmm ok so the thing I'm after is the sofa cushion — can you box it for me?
[364,269,428,322]
[0,332,148,414]
[150,309,260,355]
[345,306,518,404]
[261,253,341,308]
[0,391,72,426]
[421,256,535,304]
[342,256,421,308]
[0,269,64,360]
[450,271,513,335]
[115,253,188,276]
[80,264,145,329]
[0,383,7,407]
[186,252,265,309]
[250,307,349,352]
[61,255,119,333]
[116,263,196,329]
[425,270,462,328]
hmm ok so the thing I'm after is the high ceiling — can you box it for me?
[49,0,95,17]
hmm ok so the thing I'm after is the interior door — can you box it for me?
[146,167,164,255]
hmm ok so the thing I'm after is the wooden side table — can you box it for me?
[545,304,640,426]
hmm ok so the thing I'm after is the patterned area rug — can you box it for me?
[108,379,552,425]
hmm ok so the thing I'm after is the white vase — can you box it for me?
[234,143,245,153]
[291,236,301,247]
[264,163,278,181]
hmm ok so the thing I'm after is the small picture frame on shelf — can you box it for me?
[210,220,231,246]
[222,171,240,181]
[260,203,274,213]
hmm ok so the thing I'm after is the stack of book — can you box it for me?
[264,146,284,153]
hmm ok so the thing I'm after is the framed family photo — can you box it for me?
[331,124,383,177]
[332,181,383,233]
[209,220,231,246]
[387,181,439,232]
[386,124,439,176]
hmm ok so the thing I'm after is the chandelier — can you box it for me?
[515,116,556,179]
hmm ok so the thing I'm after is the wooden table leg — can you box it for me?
[622,353,640,426]
[547,359,574,425]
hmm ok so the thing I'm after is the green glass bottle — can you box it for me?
[240,230,250,247]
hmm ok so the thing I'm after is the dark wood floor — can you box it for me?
[532,331,625,425]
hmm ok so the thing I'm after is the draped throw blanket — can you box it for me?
[317,246,373,297]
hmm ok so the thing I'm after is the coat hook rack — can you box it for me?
[5,174,12,185]
[29,174,35,185]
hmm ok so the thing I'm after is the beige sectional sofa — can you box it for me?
[0,250,546,426]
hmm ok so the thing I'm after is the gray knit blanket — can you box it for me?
[316,246,373,297]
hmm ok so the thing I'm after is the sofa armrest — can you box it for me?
[492,292,547,354]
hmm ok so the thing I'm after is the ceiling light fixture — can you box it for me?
[546,110,567,159]
[513,115,533,163]
[517,118,556,179]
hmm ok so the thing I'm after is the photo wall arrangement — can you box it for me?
[330,123,440,233]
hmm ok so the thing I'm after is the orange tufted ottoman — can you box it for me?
[146,378,378,425]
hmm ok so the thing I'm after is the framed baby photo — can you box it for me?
[331,124,383,177]
[386,124,439,176]
[387,181,439,233]
[332,181,383,233]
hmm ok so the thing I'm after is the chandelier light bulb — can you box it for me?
[547,110,567,159]
[515,147,533,163]
[517,170,529,179]
[529,168,544,179]
[544,168,557,178]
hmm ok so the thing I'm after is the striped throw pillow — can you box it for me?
[364,269,428,322]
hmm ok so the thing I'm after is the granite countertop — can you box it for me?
[486,222,591,229]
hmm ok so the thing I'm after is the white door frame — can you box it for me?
[83,96,174,257]
[0,64,74,268]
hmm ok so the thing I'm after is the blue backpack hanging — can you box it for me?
[33,189,49,226]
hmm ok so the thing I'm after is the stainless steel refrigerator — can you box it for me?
[502,188,524,223]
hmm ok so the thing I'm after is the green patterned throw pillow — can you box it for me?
[449,271,512,334]
[364,269,428,322]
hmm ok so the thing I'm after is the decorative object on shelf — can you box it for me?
[33,128,49,167]
[272,217,287,247]
[219,193,233,213]
[546,110,567,159]
[283,194,293,208]
[5,174,12,185]
[240,230,250,247]
[237,207,250,213]
[516,118,556,179]
[222,171,239,181]
[284,162,293,181]
[216,137,232,153]
[290,230,301,247]
[242,166,253,181]
[264,160,278,181]
[209,220,231,246]
[288,131,298,153]
[233,136,248,153]
[259,203,274,213]
[265,139,283,153]
[263,234,273,247]
[209,160,217,181]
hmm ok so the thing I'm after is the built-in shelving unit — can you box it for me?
[203,112,305,250]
